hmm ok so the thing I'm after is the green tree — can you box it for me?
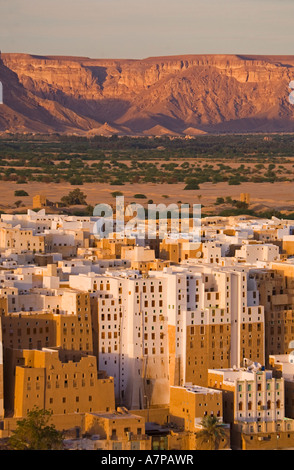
[228,177,241,186]
[14,190,29,197]
[61,188,87,206]
[234,201,249,210]
[85,205,94,216]
[9,407,63,450]
[69,176,83,185]
[110,178,125,185]
[133,194,147,199]
[184,179,200,190]
[196,415,227,450]
[215,197,224,205]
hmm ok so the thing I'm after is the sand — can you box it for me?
[1,180,294,214]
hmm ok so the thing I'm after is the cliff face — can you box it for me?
[0,53,294,134]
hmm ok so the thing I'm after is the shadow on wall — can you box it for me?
[98,352,170,410]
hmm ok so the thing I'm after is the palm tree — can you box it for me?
[196,415,227,450]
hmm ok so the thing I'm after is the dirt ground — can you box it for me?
[1,180,294,214]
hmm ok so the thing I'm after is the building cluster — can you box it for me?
[1,209,294,449]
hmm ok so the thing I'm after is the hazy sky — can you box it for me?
[1,0,294,58]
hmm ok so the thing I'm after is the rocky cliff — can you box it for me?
[0,53,294,134]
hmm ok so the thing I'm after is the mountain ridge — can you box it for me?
[0,53,294,135]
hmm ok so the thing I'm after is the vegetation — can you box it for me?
[2,133,294,217]
[14,190,29,196]
[184,179,200,190]
[133,194,147,199]
[0,134,293,188]
[9,407,64,450]
[214,197,249,210]
[215,197,225,205]
[60,188,87,206]
[71,205,94,216]
[196,415,227,450]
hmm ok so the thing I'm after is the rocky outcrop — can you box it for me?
[0,53,294,134]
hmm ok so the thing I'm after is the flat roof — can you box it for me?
[171,384,222,395]
[87,411,142,420]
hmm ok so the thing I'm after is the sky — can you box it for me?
[0,0,294,59]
